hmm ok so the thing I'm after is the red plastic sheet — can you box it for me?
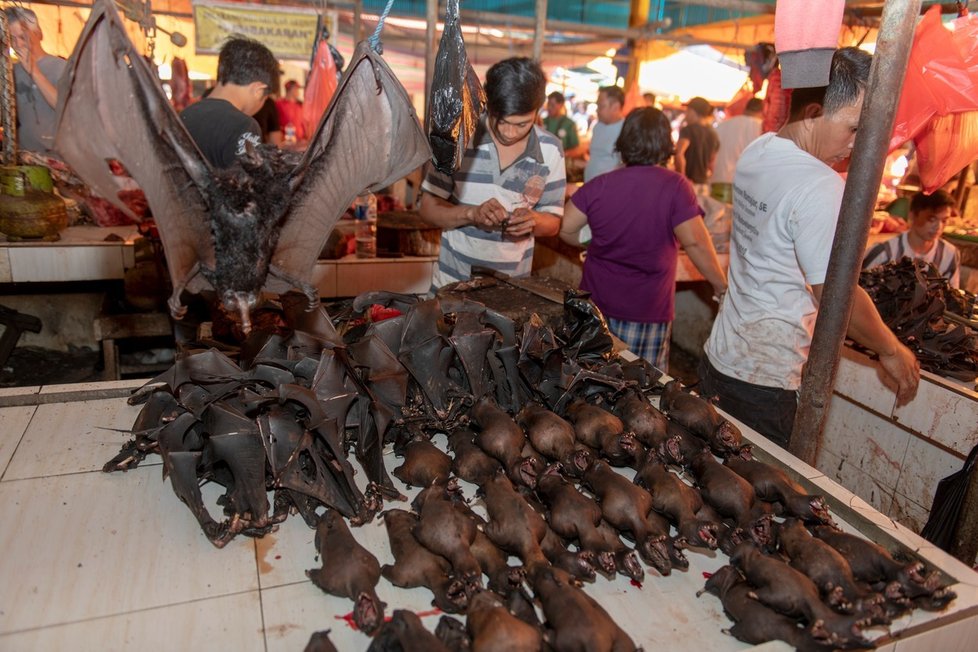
[302,39,339,140]
[891,6,978,192]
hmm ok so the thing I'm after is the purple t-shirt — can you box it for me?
[571,165,702,322]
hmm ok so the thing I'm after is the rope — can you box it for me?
[0,12,18,165]
[368,0,396,54]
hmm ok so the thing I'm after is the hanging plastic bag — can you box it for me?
[890,6,978,150]
[922,443,978,552]
[302,38,339,140]
[915,111,978,193]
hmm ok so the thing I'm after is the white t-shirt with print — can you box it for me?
[705,133,845,390]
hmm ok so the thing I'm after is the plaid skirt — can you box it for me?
[606,318,672,372]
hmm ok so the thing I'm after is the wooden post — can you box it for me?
[425,0,438,106]
[533,0,548,61]
[625,0,651,92]
[353,0,363,43]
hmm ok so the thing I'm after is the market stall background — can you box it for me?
[20,0,941,104]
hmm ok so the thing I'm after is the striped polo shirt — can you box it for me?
[862,232,961,288]
[422,119,566,289]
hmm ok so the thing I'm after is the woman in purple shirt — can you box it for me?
[559,107,726,370]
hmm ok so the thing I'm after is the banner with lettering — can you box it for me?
[192,1,322,60]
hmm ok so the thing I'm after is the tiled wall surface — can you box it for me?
[820,348,978,533]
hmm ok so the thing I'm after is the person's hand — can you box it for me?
[467,198,508,231]
[503,206,536,239]
[877,342,920,407]
[16,47,32,75]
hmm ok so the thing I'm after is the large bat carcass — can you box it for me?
[54,0,430,331]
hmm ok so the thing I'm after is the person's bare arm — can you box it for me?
[267,130,283,146]
[558,200,588,246]
[674,217,726,297]
[811,284,920,406]
[418,191,507,230]
[674,137,690,176]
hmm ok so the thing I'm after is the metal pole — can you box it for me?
[788,0,922,465]
[532,0,548,62]
[425,0,437,107]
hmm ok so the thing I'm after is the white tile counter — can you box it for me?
[0,381,976,651]
[0,226,139,283]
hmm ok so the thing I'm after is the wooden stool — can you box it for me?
[93,312,173,380]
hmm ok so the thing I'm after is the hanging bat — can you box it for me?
[54,0,430,331]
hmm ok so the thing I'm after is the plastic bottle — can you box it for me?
[284,124,297,144]
[354,192,377,258]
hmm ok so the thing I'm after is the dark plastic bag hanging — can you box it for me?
[560,290,614,362]
[922,442,978,551]
[426,0,486,174]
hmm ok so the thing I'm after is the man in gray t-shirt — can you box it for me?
[5,7,67,156]
[584,85,624,182]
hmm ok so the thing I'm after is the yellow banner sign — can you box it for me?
[192,1,321,60]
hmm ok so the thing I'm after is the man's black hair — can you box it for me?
[484,57,547,118]
[745,97,764,113]
[217,36,280,91]
[548,91,566,104]
[910,189,955,215]
[788,47,872,121]
[616,107,674,166]
[599,85,625,107]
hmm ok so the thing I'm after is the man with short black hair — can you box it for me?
[701,47,920,448]
[675,96,719,186]
[180,37,280,168]
[863,190,961,287]
[4,7,66,155]
[418,57,565,289]
[584,85,625,182]
[543,91,582,156]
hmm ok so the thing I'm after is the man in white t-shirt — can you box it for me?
[700,47,920,449]
[862,190,961,288]
[584,85,625,182]
[710,97,763,202]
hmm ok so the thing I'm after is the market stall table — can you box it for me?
[1,380,976,651]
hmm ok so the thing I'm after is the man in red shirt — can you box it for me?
[276,80,306,144]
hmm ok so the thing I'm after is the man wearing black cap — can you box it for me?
[675,96,719,186]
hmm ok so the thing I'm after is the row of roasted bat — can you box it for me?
[300,383,955,650]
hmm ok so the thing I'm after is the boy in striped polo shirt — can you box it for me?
[863,190,961,288]
[419,57,566,290]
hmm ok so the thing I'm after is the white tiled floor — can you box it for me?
[2,386,977,651]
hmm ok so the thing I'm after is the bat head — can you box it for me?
[221,290,258,335]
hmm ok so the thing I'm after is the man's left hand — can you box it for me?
[504,207,535,239]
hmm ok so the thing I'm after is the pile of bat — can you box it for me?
[102,288,649,547]
[104,288,957,649]
[302,377,956,650]
[860,258,978,380]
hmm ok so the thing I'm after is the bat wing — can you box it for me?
[267,42,431,295]
[54,0,216,303]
